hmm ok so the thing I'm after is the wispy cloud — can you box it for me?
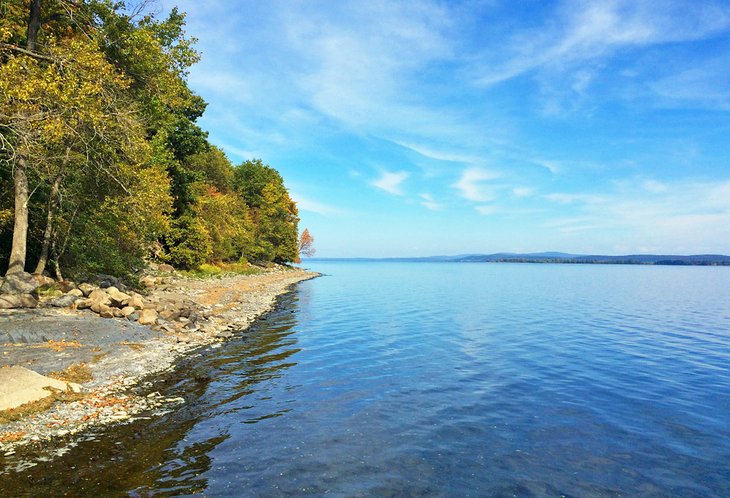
[476,0,730,86]
[545,193,606,204]
[419,193,443,211]
[544,179,730,250]
[512,187,535,198]
[475,205,498,216]
[453,167,501,202]
[372,170,410,195]
[289,190,345,216]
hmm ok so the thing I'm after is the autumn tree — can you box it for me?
[298,229,316,260]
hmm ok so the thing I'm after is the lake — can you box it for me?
[2,262,730,496]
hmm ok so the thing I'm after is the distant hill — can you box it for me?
[306,253,730,266]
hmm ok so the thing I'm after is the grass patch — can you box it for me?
[180,261,263,279]
[0,387,85,425]
[48,363,93,384]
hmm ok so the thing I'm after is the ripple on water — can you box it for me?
[2,263,730,497]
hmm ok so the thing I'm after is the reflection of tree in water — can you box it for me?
[0,291,303,496]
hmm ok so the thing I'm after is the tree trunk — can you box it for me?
[34,173,62,276]
[26,0,42,52]
[7,157,29,275]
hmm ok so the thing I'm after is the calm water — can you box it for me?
[3,262,730,496]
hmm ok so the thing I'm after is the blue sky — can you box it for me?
[159,0,730,257]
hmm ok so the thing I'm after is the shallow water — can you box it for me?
[2,262,730,496]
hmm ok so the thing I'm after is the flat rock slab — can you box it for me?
[0,310,164,374]
[0,366,81,411]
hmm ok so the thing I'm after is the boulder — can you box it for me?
[0,293,38,309]
[77,283,96,297]
[120,306,136,317]
[75,299,91,310]
[123,295,145,310]
[139,275,156,288]
[87,288,111,307]
[33,274,56,288]
[137,308,158,325]
[96,274,119,289]
[0,272,39,295]
[90,301,112,314]
[67,288,84,298]
[159,309,180,321]
[48,294,79,308]
[0,366,82,411]
[58,280,76,293]
[158,263,174,273]
[105,286,131,307]
[98,305,115,318]
[127,312,140,322]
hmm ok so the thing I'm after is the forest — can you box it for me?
[0,0,304,282]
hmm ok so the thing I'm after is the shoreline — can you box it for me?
[0,266,318,455]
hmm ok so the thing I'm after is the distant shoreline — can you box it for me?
[305,253,730,266]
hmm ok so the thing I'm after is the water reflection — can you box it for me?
[3,264,730,496]
[0,291,303,496]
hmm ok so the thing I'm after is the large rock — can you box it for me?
[87,288,111,307]
[75,298,91,310]
[77,283,96,297]
[139,275,156,288]
[137,308,158,325]
[0,293,38,309]
[158,263,174,273]
[120,306,136,317]
[96,274,119,289]
[105,286,131,307]
[0,366,81,411]
[48,294,79,308]
[124,295,145,310]
[33,274,56,288]
[0,272,39,295]
[58,280,77,293]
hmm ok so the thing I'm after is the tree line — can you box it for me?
[1,0,306,281]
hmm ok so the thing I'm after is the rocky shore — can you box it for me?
[0,266,318,454]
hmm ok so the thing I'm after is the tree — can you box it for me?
[297,228,315,261]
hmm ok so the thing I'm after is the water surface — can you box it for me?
[2,262,730,496]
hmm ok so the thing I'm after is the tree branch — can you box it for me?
[0,43,55,62]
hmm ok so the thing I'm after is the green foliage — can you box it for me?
[184,146,234,193]
[192,185,253,262]
[233,159,285,209]
[165,214,212,270]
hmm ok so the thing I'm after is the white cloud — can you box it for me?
[650,62,730,109]
[453,167,501,202]
[512,187,534,198]
[545,193,606,204]
[544,179,730,252]
[395,141,482,164]
[292,194,342,216]
[476,0,730,86]
[419,193,443,211]
[372,170,410,195]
